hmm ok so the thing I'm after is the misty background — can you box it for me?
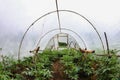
[0,0,120,58]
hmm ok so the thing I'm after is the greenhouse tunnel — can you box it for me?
[0,0,120,60]
[45,33,81,50]
[0,1,120,80]
[16,10,107,59]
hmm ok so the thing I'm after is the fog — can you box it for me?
[0,0,120,58]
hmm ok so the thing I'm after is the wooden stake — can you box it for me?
[104,32,110,54]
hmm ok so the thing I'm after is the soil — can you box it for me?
[51,60,94,80]
[51,60,68,80]
[10,60,96,80]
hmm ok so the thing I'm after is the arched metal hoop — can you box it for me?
[36,28,87,49]
[18,10,105,60]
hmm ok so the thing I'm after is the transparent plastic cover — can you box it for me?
[0,0,120,59]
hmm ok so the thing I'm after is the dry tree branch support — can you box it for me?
[29,47,40,63]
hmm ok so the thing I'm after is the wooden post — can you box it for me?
[104,32,110,54]
[29,47,40,63]
[53,37,55,50]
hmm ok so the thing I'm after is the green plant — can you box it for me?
[0,48,120,80]
[96,55,120,80]
[0,71,11,80]
[58,42,67,47]
[63,63,80,80]
[60,49,81,80]
[0,56,17,80]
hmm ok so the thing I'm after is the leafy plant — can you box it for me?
[0,48,120,80]
[96,55,120,80]
[58,42,67,47]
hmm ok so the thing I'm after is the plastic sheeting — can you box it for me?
[0,0,120,59]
